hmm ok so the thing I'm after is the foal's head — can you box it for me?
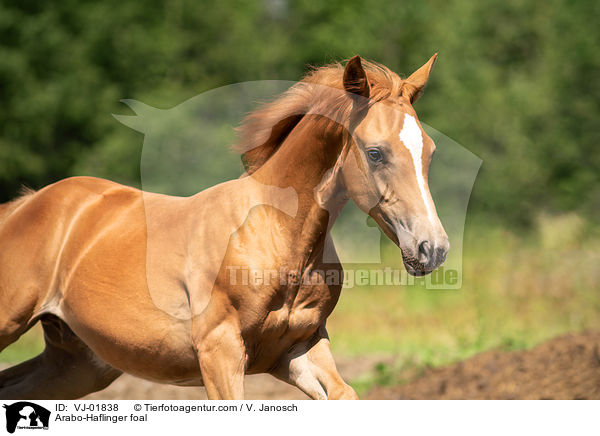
[339,55,449,276]
[236,55,449,276]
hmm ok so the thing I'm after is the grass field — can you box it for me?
[328,213,600,392]
[2,214,598,395]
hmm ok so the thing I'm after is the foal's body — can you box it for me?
[0,116,351,399]
[0,55,448,399]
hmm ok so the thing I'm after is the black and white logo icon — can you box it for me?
[3,402,50,433]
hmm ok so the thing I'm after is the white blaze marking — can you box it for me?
[399,114,435,224]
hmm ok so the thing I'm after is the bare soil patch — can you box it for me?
[367,331,600,399]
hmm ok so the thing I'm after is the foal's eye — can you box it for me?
[367,148,383,163]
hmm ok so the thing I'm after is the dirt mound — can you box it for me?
[367,331,600,399]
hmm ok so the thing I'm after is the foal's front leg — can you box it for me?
[192,306,246,400]
[272,325,358,400]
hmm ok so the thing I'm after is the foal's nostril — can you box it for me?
[435,246,448,265]
[418,240,432,265]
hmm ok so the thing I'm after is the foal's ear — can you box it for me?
[343,55,370,98]
[401,53,438,104]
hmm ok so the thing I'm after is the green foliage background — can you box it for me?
[1,2,599,388]
[1,0,598,227]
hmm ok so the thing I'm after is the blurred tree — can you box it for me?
[0,0,597,226]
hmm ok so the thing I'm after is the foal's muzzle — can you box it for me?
[396,234,450,277]
[369,207,449,276]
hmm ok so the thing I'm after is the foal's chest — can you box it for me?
[242,278,341,371]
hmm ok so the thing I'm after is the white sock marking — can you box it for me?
[399,114,434,224]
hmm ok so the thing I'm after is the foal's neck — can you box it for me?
[253,115,348,264]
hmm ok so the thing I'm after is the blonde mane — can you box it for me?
[235,59,405,174]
